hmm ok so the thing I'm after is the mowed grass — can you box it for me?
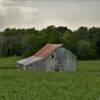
[0,57,100,100]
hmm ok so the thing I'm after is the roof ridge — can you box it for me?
[46,43,63,45]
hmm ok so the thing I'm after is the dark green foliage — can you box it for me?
[63,31,77,53]
[88,27,100,57]
[0,25,100,59]
[23,34,43,57]
[40,25,62,44]
[56,26,72,34]
[76,40,97,60]
[74,26,89,40]
[0,35,9,56]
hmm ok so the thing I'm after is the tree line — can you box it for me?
[0,25,100,60]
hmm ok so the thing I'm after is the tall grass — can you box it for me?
[0,57,100,100]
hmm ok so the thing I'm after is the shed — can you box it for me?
[17,44,76,71]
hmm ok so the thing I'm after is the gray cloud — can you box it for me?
[0,0,100,31]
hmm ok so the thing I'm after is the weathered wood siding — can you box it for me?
[44,47,76,71]
[26,60,45,70]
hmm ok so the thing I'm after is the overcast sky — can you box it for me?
[0,0,100,31]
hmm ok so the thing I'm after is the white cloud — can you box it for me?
[0,0,100,31]
[19,7,39,14]
[0,0,8,16]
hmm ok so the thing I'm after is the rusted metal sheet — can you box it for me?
[34,44,63,58]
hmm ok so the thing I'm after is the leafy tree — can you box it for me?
[0,35,9,56]
[3,28,38,56]
[56,26,72,34]
[23,34,42,57]
[63,31,77,53]
[0,25,100,60]
[88,27,100,57]
[76,40,97,60]
[74,26,88,40]
[40,25,62,44]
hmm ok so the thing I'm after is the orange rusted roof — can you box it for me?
[34,44,63,58]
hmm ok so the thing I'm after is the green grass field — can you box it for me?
[0,57,100,100]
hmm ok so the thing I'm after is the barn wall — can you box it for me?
[25,60,46,70]
[45,53,58,71]
[54,47,76,71]
[55,48,67,71]
[65,49,76,71]
[44,47,67,71]
[17,59,46,70]
[17,63,24,69]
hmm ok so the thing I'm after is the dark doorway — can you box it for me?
[54,65,59,71]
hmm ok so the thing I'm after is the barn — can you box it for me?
[17,44,76,71]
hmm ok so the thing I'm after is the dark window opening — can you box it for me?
[51,54,54,59]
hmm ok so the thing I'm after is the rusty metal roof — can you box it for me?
[34,44,63,58]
